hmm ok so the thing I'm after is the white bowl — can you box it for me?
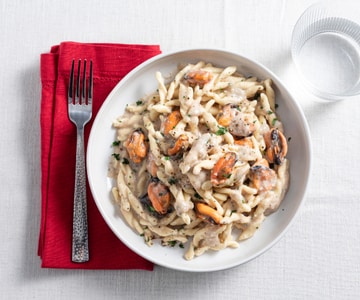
[87,49,312,272]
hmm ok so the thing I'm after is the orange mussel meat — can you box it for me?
[167,134,189,156]
[249,159,277,193]
[195,202,222,224]
[217,103,235,127]
[264,128,288,165]
[163,110,182,135]
[184,70,212,87]
[217,104,256,138]
[124,128,148,164]
[148,179,171,215]
[211,152,237,186]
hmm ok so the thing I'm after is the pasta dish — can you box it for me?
[109,61,290,260]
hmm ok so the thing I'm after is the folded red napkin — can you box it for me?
[39,41,161,269]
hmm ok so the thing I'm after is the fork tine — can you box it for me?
[75,60,81,104]
[81,60,87,104]
[88,60,93,105]
[68,59,75,104]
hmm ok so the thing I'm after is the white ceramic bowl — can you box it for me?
[87,49,312,272]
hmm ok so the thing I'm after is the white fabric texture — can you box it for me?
[0,0,359,299]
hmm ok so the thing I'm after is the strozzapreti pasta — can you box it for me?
[109,61,290,260]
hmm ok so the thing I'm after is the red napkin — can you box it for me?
[39,42,161,269]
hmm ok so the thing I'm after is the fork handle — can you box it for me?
[72,126,89,263]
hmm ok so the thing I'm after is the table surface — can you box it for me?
[1,0,359,299]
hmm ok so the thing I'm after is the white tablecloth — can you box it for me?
[1,0,359,299]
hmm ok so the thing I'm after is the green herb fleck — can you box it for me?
[112,140,120,146]
[222,173,232,179]
[136,100,143,106]
[215,126,228,136]
[168,241,177,247]
[122,158,130,164]
[112,153,120,161]
[272,118,278,126]
[164,156,170,161]
[148,205,156,213]
[168,177,177,185]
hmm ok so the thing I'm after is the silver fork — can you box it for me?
[68,59,93,263]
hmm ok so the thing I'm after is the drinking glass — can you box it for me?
[291,1,360,101]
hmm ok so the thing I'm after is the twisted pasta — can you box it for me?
[109,62,290,260]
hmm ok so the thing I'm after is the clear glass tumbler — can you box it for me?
[291,1,360,101]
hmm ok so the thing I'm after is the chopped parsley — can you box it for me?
[222,173,232,179]
[168,240,177,247]
[122,158,130,165]
[136,100,143,106]
[112,153,120,161]
[112,140,120,146]
[215,126,228,136]
[145,204,156,213]
[168,177,177,185]
[167,241,185,248]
